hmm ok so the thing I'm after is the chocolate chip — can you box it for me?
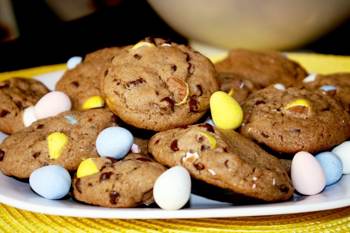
[200,145,209,151]
[197,136,204,143]
[0,110,10,117]
[133,54,142,60]
[136,157,152,162]
[254,100,266,105]
[196,84,203,96]
[0,82,9,89]
[171,64,177,72]
[278,184,290,193]
[100,172,113,182]
[261,132,269,138]
[154,139,160,144]
[71,81,80,87]
[32,152,41,159]
[161,97,175,112]
[291,128,301,133]
[321,107,330,112]
[36,124,44,129]
[75,178,82,193]
[0,149,4,161]
[224,160,229,168]
[184,52,191,62]
[104,69,109,77]
[109,191,120,205]
[199,123,214,133]
[14,101,23,109]
[126,78,146,88]
[88,183,92,187]
[193,162,205,170]
[155,90,159,96]
[170,139,179,151]
[179,125,188,129]
[189,96,199,112]
[223,147,228,153]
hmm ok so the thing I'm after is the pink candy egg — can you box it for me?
[291,151,326,195]
[34,91,71,119]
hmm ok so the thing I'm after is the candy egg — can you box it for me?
[29,165,71,199]
[291,151,326,195]
[67,56,82,70]
[81,96,105,110]
[35,91,71,119]
[315,152,343,186]
[284,98,311,110]
[210,91,243,130]
[199,131,217,149]
[131,41,155,50]
[76,158,99,178]
[332,141,350,174]
[153,166,191,210]
[23,106,38,127]
[47,132,68,159]
[96,127,133,159]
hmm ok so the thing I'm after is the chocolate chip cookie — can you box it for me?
[0,78,49,134]
[149,123,293,202]
[217,72,257,104]
[302,73,350,112]
[101,38,219,131]
[56,47,121,110]
[73,154,166,208]
[241,86,350,154]
[215,49,307,87]
[0,109,116,178]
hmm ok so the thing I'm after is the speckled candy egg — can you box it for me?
[291,151,326,195]
[29,165,71,199]
[96,127,133,159]
[153,166,191,210]
[316,152,343,186]
[34,91,71,119]
[332,141,350,174]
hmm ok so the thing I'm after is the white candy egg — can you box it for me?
[291,151,326,195]
[34,91,71,119]
[67,56,82,70]
[332,141,350,174]
[96,127,133,159]
[23,106,38,127]
[29,165,71,199]
[153,166,191,210]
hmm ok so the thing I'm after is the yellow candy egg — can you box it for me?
[76,158,99,178]
[210,91,243,130]
[47,132,68,160]
[131,41,155,50]
[199,131,217,149]
[81,96,105,110]
[284,98,311,110]
[227,88,235,97]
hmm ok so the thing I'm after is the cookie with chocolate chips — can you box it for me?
[56,47,121,110]
[301,73,350,112]
[217,72,257,104]
[215,49,307,87]
[101,38,218,131]
[241,86,350,154]
[149,123,294,202]
[72,154,166,208]
[0,78,49,134]
[0,109,116,178]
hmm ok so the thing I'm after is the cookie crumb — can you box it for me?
[182,151,199,163]
[131,144,141,153]
[272,178,276,186]
[252,176,258,181]
[252,183,256,189]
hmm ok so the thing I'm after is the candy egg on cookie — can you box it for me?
[96,126,133,160]
[34,91,71,119]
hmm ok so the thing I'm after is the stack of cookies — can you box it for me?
[0,37,349,209]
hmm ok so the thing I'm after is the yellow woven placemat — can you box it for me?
[0,54,350,232]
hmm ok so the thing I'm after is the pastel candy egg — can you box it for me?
[131,41,155,50]
[315,152,343,186]
[23,106,38,127]
[35,91,71,119]
[76,158,99,178]
[210,91,243,130]
[153,166,191,210]
[47,132,68,159]
[332,141,350,174]
[291,151,326,195]
[96,127,133,159]
[29,165,71,199]
[320,85,336,92]
[67,56,82,70]
[81,96,105,110]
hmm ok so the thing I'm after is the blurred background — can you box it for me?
[0,0,350,72]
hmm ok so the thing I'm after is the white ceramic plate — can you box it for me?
[0,70,349,219]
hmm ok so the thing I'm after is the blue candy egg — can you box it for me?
[315,152,343,186]
[96,127,133,159]
[29,165,71,199]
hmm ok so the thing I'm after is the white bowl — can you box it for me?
[148,0,350,50]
